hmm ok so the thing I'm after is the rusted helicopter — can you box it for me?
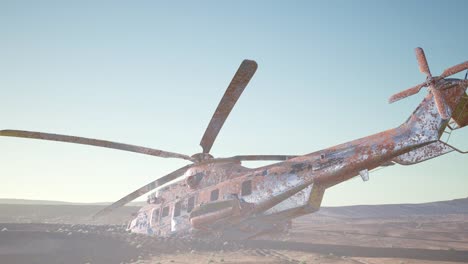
[1,47,467,239]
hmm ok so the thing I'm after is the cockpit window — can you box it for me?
[241,180,252,196]
[173,202,181,217]
[187,196,195,212]
[161,206,169,218]
[151,208,159,224]
[210,189,219,201]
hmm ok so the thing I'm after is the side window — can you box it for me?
[187,196,195,212]
[241,180,252,196]
[161,206,169,218]
[210,189,219,201]
[151,208,159,224]
[173,202,181,217]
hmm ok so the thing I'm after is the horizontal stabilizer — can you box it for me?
[393,141,454,165]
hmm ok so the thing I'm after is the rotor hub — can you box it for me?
[191,152,214,162]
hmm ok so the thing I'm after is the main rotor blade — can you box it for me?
[200,60,258,153]
[431,88,450,119]
[222,155,297,162]
[388,82,426,103]
[94,164,192,218]
[0,130,195,162]
[193,155,297,166]
[415,47,432,77]
[440,61,468,78]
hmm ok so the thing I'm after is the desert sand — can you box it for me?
[0,198,467,264]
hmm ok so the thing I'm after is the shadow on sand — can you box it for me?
[0,231,139,264]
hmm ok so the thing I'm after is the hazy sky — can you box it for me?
[0,0,467,205]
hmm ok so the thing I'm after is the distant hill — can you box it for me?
[0,198,146,206]
[0,199,143,225]
[1,197,467,223]
[0,199,74,205]
[317,197,468,219]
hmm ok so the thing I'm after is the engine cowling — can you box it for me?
[452,92,468,128]
[186,172,204,189]
[189,199,240,229]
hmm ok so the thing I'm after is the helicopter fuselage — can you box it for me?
[2,51,465,240]
[128,80,467,239]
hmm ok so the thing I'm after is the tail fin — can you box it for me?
[394,84,467,165]
[403,82,467,143]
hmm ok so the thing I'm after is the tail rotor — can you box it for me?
[389,47,468,119]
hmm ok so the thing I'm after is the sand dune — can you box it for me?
[0,198,467,264]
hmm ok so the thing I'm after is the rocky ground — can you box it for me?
[0,200,467,264]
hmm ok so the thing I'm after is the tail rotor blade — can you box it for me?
[93,165,192,218]
[415,47,432,77]
[388,82,426,103]
[440,61,468,78]
[431,88,450,119]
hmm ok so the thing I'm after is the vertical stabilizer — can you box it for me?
[403,82,467,143]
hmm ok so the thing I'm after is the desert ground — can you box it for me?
[0,198,467,264]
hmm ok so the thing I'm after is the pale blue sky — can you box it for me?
[0,0,467,205]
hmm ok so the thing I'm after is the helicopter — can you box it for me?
[1,47,467,239]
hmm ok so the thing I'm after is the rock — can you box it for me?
[67,232,73,236]
[190,250,196,254]
[1,228,7,232]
